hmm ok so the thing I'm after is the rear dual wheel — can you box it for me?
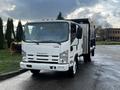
[83,53,91,63]
[83,49,95,63]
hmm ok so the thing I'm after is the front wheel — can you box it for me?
[68,60,77,77]
[30,70,40,75]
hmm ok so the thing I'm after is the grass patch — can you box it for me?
[0,49,22,75]
[96,41,120,45]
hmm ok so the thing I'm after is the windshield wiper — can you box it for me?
[39,40,61,44]
[25,40,40,43]
[25,40,61,44]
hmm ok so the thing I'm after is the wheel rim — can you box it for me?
[73,61,77,74]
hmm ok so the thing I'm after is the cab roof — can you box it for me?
[26,20,78,25]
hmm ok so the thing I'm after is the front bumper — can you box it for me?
[20,62,69,71]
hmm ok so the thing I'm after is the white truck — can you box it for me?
[20,18,96,77]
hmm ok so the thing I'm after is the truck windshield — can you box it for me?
[24,22,69,43]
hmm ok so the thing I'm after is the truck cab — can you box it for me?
[20,19,96,77]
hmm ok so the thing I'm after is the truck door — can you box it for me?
[70,23,77,58]
[77,25,83,55]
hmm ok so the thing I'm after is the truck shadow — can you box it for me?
[22,61,97,90]
[30,61,96,81]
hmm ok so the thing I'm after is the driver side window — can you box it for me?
[71,23,76,43]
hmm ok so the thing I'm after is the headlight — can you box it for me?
[59,50,68,63]
[22,50,27,61]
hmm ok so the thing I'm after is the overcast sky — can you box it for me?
[0,0,120,28]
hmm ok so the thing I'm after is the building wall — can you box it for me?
[108,28,120,41]
[96,28,120,41]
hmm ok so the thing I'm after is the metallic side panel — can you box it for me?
[79,24,89,54]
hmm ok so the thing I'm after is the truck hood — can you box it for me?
[22,43,61,55]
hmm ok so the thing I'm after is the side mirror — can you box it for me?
[76,27,82,39]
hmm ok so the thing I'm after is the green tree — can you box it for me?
[10,19,15,39]
[56,12,64,20]
[0,17,4,49]
[5,18,15,48]
[16,21,23,42]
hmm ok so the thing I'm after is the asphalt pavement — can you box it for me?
[0,45,120,90]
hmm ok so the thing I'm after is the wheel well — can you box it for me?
[74,54,79,68]
[75,54,78,63]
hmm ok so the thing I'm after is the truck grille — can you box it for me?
[37,55,48,57]
[28,54,33,56]
[27,54,59,63]
[28,61,58,64]
[37,58,48,60]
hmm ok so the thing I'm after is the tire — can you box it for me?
[30,70,40,75]
[75,55,79,69]
[83,53,91,63]
[68,60,77,77]
[92,49,95,56]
